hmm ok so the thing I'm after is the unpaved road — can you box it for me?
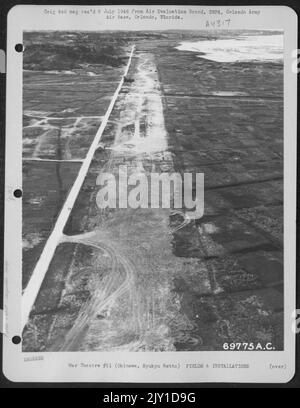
[47,51,196,352]
[23,34,284,353]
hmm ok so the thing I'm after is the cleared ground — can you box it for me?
[22,31,283,352]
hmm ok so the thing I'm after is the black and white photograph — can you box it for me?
[2,5,297,384]
[21,29,285,353]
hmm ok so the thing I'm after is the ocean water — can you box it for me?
[176,34,283,63]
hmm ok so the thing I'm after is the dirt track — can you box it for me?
[22,31,284,352]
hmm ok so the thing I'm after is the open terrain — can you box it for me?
[22,31,283,352]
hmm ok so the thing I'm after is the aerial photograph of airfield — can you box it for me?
[22,30,284,352]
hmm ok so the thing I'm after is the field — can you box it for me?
[22,30,284,352]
